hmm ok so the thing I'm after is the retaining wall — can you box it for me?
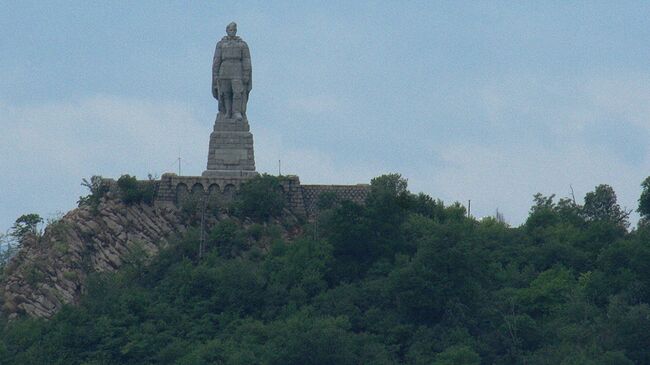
[153,173,369,218]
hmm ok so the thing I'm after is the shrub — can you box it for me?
[11,214,43,240]
[209,219,247,258]
[77,176,110,211]
[317,191,339,210]
[234,174,285,220]
[116,174,156,205]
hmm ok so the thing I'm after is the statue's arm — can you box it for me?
[212,42,222,99]
[242,42,252,90]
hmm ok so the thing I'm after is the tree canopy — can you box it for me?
[1,174,649,364]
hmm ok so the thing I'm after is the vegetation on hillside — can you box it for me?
[2,174,650,364]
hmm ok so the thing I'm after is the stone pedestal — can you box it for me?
[203,115,258,177]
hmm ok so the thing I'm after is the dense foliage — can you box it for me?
[116,174,156,205]
[9,214,43,240]
[233,174,286,220]
[2,174,650,364]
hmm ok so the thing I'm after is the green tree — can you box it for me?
[316,191,339,210]
[321,201,374,282]
[77,175,109,210]
[411,193,448,223]
[516,267,575,317]
[234,174,286,220]
[5,174,650,365]
[11,214,43,239]
[116,174,156,205]
[388,222,487,325]
[208,219,247,258]
[583,184,629,227]
[433,345,480,365]
[638,176,650,221]
[366,173,411,221]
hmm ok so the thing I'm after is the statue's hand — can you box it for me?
[212,86,219,99]
[243,76,250,84]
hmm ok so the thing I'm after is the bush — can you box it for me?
[209,220,247,258]
[234,174,285,220]
[8,174,650,364]
[11,214,43,240]
[317,191,339,210]
[116,174,156,205]
[77,175,110,211]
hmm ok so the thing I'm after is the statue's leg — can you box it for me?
[218,97,226,116]
[218,79,231,118]
[231,79,244,121]
[228,83,236,119]
[242,91,248,117]
[225,93,232,118]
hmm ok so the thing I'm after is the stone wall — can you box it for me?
[155,173,369,218]
[2,174,370,319]
[157,172,257,205]
[300,184,370,216]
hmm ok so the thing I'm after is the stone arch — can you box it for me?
[208,183,221,196]
[191,183,205,196]
[223,184,237,201]
[175,183,189,204]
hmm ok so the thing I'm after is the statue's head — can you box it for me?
[226,22,237,37]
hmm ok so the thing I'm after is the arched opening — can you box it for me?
[223,184,237,201]
[191,183,205,196]
[175,183,189,205]
[208,184,221,196]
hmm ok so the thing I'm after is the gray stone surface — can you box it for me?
[212,22,251,122]
[203,117,257,176]
[157,173,370,219]
[1,195,186,319]
[0,22,376,320]
[205,22,257,177]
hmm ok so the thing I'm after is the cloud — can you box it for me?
[254,125,378,185]
[2,71,650,231]
[286,94,342,115]
[585,74,650,131]
[477,73,650,147]
[1,95,208,174]
[416,141,641,222]
[403,73,650,225]
[254,72,650,226]
[0,95,207,231]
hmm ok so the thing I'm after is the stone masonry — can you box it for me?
[203,118,257,178]
[0,23,375,320]
[156,173,369,219]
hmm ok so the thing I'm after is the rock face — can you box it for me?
[0,176,369,320]
[1,197,185,319]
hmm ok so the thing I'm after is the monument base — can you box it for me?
[201,169,259,178]
[204,114,257,176]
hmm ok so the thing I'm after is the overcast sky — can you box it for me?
[2,1,650,232]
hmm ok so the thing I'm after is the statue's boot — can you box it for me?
[232,94,243,121]
[232,80,245,121]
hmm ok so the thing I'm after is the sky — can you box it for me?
[1,1,650,232]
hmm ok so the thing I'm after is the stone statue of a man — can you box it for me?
[212,22,252,121]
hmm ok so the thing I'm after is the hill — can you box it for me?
[1,174,650,364]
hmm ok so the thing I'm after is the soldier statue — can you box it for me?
[212,22,252,121]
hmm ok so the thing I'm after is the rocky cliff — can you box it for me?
[1,174,360,320]
[1,194,186,319]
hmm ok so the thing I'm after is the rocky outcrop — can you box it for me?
[1,196,185,319]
